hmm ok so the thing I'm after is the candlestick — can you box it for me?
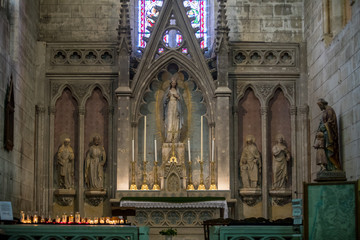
[188,138,191,162]
[132,139,134,162]
[152,160,160,190]
[141,160,149,190]
[201,116,203,162]
[209,161,217,190]
[187,161,195,190]
[130,161,138,190]
[154,139,157,162]
[144,116,146,162]
[197,158,206,190]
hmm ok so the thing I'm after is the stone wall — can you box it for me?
[39,0,121,42]
[0,0,39,214]
[305,0,360,180]
[227,0,303,42]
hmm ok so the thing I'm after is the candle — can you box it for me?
[201,116,203,162]
[188,138,191,162]
[154,139,157,162]
[144,116,147,162]
[132,139,135,162]
[212,138,215,162]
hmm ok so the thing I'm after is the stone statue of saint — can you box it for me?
[85,135,106,190]
[272,134,291,190]
[239,135,261,188]
[313,131,327,171]
[57,138,74,189]
[315,99,341,171]
[163,75,184,143]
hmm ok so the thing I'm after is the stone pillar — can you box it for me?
[260,106,268,219]
[297,105,309,198]
[290,106,297,198]
[77,107,85,215]
[115,87,132,190]
[48,106,56,216]
[214,87,231,190]
[35,105,46,215]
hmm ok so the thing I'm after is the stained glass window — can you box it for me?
[138,0,208,49]
[183,0,207,49]
[138,0,163,48]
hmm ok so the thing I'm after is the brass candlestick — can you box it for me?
[152,161,160,190]
[209,161,217,190]
[141,160,149,190]
[187,161,195,190]
[130,161,138,190]
[197,160,206,190]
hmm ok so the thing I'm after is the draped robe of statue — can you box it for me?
[240,136,261,188]
[316,99,341,171]
[163,80,184,143]
[272,135,291,190]
[57,138,74,189]
[85,136,106,190]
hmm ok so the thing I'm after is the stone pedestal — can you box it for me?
[85,190,107,206]
[269,189,292,206]
[239,188,261,207]
[314,170,347,182]
[54,189,76,206]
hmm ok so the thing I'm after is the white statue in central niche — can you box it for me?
[162,75,184,143]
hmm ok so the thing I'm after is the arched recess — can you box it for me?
[134,61,210,188]
[54,88,78,188]
[132,52,215,124]
[84,87,109,163]
[237,87,262,161]
[268,88,292,190]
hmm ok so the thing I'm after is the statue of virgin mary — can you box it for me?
[163,75,184,143]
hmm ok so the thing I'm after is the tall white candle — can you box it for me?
[154,139,157,162]
[144,116,146,162]
[132,139,135,162]
[201,116,203,162]
[188,138,191,162]
[212,138,215,162]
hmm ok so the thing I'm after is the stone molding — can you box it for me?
[230,43,299,67]
[50,47,116,66]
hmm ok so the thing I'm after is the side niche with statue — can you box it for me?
[239,135,262,206]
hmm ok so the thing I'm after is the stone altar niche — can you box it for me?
[161,143,187,192]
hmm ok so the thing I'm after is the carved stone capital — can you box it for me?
[298,105,309,115]
[290,106,297,115]
[260,107,268,115]
[78,107,86,115]
[36,105,46,114]
[49,106,56,115]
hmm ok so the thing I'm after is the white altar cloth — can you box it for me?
[120,200,228,218]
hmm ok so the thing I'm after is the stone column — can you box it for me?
[260,106,268,219]
[35,105,46,215]
[297,105,309,198]
[215,87,231,190]
[48,106,56,216]
[290,106,297,198]
[115,87,132,190]
[77,107,85,215]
